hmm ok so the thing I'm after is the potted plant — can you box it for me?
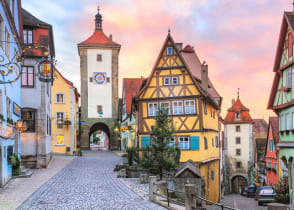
[8,154,20,176]
[7,118,14,126]
[63,120,72,126]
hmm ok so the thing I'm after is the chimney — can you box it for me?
[109,34,112,40]
[175,43,183,51]
[232,99,235,106]
[201,61,208,92]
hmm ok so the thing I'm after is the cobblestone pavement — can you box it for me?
[207,194,267,210]
[18,151,166,210]
[120,178,149,200]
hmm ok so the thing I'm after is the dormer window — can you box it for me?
[236,112,240,121]
[23,29,33,44]
[167,47,173,56]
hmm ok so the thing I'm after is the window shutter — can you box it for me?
[190,136,199,150]
[89,77,93,82]
[141,136,150,148]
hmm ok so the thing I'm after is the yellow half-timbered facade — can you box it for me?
[135,33,222,202]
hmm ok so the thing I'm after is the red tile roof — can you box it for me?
[252,119,268,134]
[123,78,145,115]
[78,30,120,47]
[269,116,279,143]
[224,98,252,123]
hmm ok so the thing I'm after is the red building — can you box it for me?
[265,117,279,186]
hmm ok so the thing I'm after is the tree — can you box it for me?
[140,108,180,179]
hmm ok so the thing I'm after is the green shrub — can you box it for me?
[8,154,20,176]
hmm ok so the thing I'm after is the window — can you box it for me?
[286,113,290,130]
[56,134,64,145]
[267,161,271,168]
[236,112,240,121]
[178,136,189,150]
[173,101,183,115]
[163,77,170,85]
[236,125,241,132]
[185,100,196,114]
[203,101,207,115]
[212,137,214,147]
[107,77,110,83]
[148,102,158,116]
[292,113,294,129]
[204,137,208,149]
[21,109,35,132]
[21,66,34,88]
[280,115,285,131]
[236,137,241,144]
[56,112,64,125]
[172,77,178,85]
[97,54,102,61]
[273,162,277,170]
[167,47,173,56]
[0,16,3,49]
[6,96,11,119]
[97,105,103,114]
[23,29,33,44]
[5,27,9,57]
[286,70,292,88]
[269,140,274,152]
[236,162,241,168]
[55,93,64,104]
[236,149,241,156]
[168,137,176,147]
[215,136,219,147]
[89,77,93,82]
[211,170,215,180]
[160,102,170,115]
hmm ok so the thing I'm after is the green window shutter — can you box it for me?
[141,136,150,148]
[190,136,199,150]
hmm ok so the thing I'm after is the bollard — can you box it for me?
[185,184,196,210]
[149,176,157,201]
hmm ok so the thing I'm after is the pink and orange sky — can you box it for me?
[22,0,293,119]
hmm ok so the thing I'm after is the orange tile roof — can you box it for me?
[224,98,252,123]
[78,30,120,47]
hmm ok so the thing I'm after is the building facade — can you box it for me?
[0,0,22,186]
[268,11,294,204]
[224,97,253,194]
[51,70,79,155]
[265,117,279,186]
[135,33,222,202]
[20,9,54,168]
[120,78,144,151]
[78,8,120,150]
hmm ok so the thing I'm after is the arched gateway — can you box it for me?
[77,8,120,150]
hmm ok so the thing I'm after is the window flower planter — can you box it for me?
[63,120,72,126]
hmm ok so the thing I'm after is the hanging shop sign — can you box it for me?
[13,102,21,116]
[93,72,107,85]
[0,126,13,139]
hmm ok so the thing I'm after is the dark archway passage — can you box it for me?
[89,123,111,150]
[231,175,248,193]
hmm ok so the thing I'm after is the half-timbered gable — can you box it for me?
[135,32,222,202]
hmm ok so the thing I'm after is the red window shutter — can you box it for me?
[289,33,293,57]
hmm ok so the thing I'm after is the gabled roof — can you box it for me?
[123,78,145,116]
[78,30,120,47]
[224,98,252,124]
[268,11,294,109]
[136,33,220,109]
[22,8,50,27]
[175,160,201,178]
[55,69,80,102]
[253,119,268,134]
[269,116,280,143]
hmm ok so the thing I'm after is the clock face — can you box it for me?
[93,72,106,85]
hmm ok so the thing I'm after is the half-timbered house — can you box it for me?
[135,32,222,202]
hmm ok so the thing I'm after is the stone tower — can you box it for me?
[77,7,120,150]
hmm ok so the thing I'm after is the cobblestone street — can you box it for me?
[18,151,165,210]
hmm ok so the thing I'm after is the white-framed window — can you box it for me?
[23,29,33,44]
[286,69,292,88]
[56,134,65,145]
[56,112,64,124]
[173,100,183,115]
[236,112,240,121]
[286,113,290,130]
[148,102,158,116]
[178,136,189,150]
[55,93,64,104]
[160,101,170,115]
[185,100,196,114]
[163,77,170,85]
[172,76,178,85]
[267,161,271,168]
[168,137,176,147]
[280,114,285,131]
[167,47,173,56]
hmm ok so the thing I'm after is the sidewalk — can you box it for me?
[0,155,75,210]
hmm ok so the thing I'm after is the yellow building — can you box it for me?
[135,33,222,202]
[51,69,79,155]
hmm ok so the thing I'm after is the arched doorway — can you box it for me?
[89,123,110,151]
[231,175,248,193]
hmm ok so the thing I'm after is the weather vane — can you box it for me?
[237,88,240,99]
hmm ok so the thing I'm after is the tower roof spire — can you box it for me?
[95,5,103,31]
[237,88,240,99]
